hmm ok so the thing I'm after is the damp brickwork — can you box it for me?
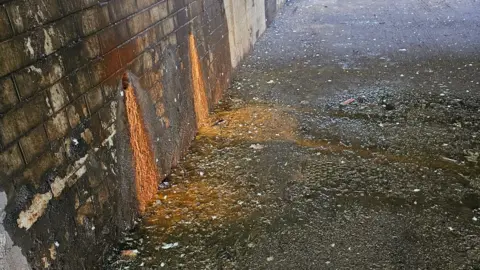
[0,0,284,268]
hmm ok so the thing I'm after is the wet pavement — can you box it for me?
[105,0,480,269]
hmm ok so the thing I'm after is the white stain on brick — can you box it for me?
[12,6,23,31]
[25,37,34,58]
[28,65,43,74]
[51,156,88,198]
[17,154,89,230]
[43,27,55,55]
[17,192,53,230]
[101,125,117,148]
[49,83,68,112]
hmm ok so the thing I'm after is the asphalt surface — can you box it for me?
[105,0,480,269]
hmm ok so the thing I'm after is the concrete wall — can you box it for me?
[0,0,284,268]
[225,0,286,68]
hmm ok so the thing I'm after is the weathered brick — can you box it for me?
[188,1,202,19]
[21,147,65,188]
[137,0,157,10]
[176,7,189,26]
[86,87,103,113]
[78,5,111,36]
[0,143,24,176]
[150,1,169,22]
[68,66,94,99]
[66,96,89,128]
[39,17,79,56]
[0,93,49,145]
[19,125,48,163]
[0,35,39,77]
[147,81,164,102]
[118,36,146,67]
[101,71,121,98]
[58,0,98,15]
[108,0,138,23]
[98,21,130,54]
[168,0,184,13]
[128,50,153,76]
[98,100,117,128]
[46,82,70,113]
[162,16,176,36]
[6,0,63,34]
[91,49,122,85]
[0,7,13,41]
[0,76,19,113]
[126,8,153,37]
[45,110,70,141]
[14,56,66,99]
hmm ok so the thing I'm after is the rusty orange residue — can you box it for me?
[188,33,210,128]
[123,73,159,213]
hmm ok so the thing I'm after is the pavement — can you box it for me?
[105,0,480,269]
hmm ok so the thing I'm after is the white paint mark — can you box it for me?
[51,156,88,198]
[25,37,34,57]
[17,192,53,230]
[43,28,54,55]
[28,65,43,74]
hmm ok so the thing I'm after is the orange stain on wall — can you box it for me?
[123,74,159,213]
[188,33,209,128]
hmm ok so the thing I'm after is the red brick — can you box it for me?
[91,49,122,85]
[19,125,48,163]
[0,143,24,176]
[0,76,19,114]
[98,21,130,55]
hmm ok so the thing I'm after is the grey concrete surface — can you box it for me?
[105,0,480,269]
[0,192,30,270]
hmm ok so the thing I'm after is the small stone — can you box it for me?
[267,256,274,262]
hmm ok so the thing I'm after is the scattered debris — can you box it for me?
[399,48,407,52]
[440,156,459,164]
[121,249,139,258]
[250,144,265,150]
[267,80,275,84]
[340,98,356,105]
[464,150,479,163]
[161,242,179,250]
[213,119,227,126]
[158,180,170,190]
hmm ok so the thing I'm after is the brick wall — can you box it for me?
[0,0,283,268]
